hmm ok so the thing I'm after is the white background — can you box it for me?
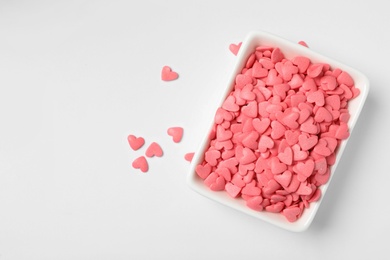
[0,0,388,259]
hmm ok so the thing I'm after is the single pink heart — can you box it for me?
[225,182,242,198]
[252,61,268,78]
[298,134,318,151]
[246,196,264,211]
[205,149,221,166]
[127,135,145,151]
[282,111,299,129]
[313,139,332,156]
[195,164,212,179]
[292,144,308,161]
[307,63,324,78]
[239,148,257,165]
[229,42,242,56]
[274,83,290,99]
[296,182,313,195]
[280,61,298,81]
[292,56,310,73]
[231,174,246,188]
[222,95,239,112]
[184,152,194,162]
[266,69,283,86]
[145,142,163,158]
[240,84,256,100]
[216,125,233,141]
[274,170,292,187]
[258,135,274,152]
[283,206,302,222]
[307,90,325,106]
[252,118,270,134]
[314,106,333,123]
[337,71,354,87]
[235,74,253,88]
[285,130,300,146]
[270,157,287,174]
[161,66,178,81]
[320,75,337,90]
[132,156,148,173]
[294,159,315,178]
[278,146,293,165]
[300,117,318,134]
[167,127,183,143]
[214,107,233,124]
[298,40,309,47]
[241,100,258,118]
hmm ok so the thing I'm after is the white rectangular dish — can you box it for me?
[187,31,369,232]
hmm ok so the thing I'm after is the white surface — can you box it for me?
[187,31,369,232]
[0,0,388,259]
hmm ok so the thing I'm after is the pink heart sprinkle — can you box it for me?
[145,142,163,158]
[294,159,315,178]
[161,66,179,81]
[210,176,226,191]
[222,95,239,112]
[195,164,212,179]
[229,42,242,56]
[298,41,309,48]
[278,147,293,165]
[246,196,264,211]
[132,156,148,173]
[283,206,302,222]
[127,135,145,151]
[184,152,195,162]
[298,134,318,151]
[274,170,292,187]
[205,149,221,166]
[252,117,270,134]
[225,182,242,198]
[167,127,183,143]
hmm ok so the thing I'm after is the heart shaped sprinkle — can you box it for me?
[167,127,183,143]
[132,156,148,173]
[274,170,292,187]
[246,196,264,211]
[145,142,163,158]
[127,135,145,151]
[161,66,178,81]
[278,147,293,165]
[184,152,195,162]
[283,206,302,222]
[229,42,242,56]
[225,182,242,198]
